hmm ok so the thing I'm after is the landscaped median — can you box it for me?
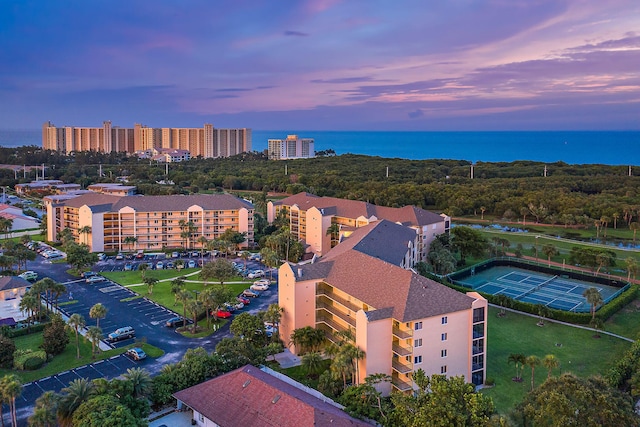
[101,269,253,338]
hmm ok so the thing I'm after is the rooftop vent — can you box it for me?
[272,395,281,404]
[242,380,251,388]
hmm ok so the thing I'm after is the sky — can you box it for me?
[1,0,639,131]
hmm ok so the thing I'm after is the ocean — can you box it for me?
[2,129,638,165]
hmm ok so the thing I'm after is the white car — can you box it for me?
[250,283,269,291]
[247,270,265,279]
[86,275,105,283]
[253,279,271,286]
[19,271,38,281]
[187,260,196,268]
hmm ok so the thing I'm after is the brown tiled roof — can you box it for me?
[50,193,253,212]
[275,192,445,226]
[0,276,31,291]
[323,220,417,266]
[303,250,473,322]
[173,365,370,427]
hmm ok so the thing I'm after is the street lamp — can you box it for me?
[535,236,540,262]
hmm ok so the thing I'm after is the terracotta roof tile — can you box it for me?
[173,365,370,427]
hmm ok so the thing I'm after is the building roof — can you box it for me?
[274,192,445,226]
[173,365,370,427]
[323,220,417,267]
[0,276,31,292]
[47,193,254,213]
[301,250,474,322]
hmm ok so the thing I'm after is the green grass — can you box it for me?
[101,268,202,285]
[120,295,143,302]
[58,300,78,306]
[0,330,127,383]
[274,359,332,389]
[178,318,228,338]
[138,343,164,358]
[604,296,640,339]
[481,307,631,414]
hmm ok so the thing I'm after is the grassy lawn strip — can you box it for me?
[270,359,332,390]
[178,318,228,339]
[58,300,78,306]
[482,306,631,414]
[101,268,203,285]
[0,330,127,383]
[604,296,640,339]
[120,295,143,302]
[138,343,164,358]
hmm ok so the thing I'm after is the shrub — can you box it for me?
[23,356,45,370]
[0,335,16,368]
[7,322,48,338]
[42,314,70,355]
[14,349,47,370]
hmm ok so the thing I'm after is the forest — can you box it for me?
[1,146,639,231]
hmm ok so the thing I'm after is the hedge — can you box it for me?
[7,322,49,338]
[14,349,47,370]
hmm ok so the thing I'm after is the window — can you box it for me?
[441,365,447,374]
[473,307,485,323]
[414,321,423,330]
[441,333,447,341]
[414,355,422,364]
[441,316,448,325]
[414,338,422,348]
[441,349,447,358]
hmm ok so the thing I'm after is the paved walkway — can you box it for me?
[269,348,302,368]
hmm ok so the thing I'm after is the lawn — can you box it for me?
[481,306,631,414]
[178,318,229,339]
[0,330,127,383]
[269,359,332,390]
[604,295,640,340]
[101,268,203,285]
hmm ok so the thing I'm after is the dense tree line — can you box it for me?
[2,147,638,230]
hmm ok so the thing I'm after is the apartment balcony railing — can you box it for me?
[392,359,413,374]
[316,289,361,313]
[391,376,413,392]
[392,327,412,340]
[316,314,351,332]
[392,343,412,357]
[316,305,356,328]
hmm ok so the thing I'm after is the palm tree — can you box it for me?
[626,257,639,282]
[0,217,13,239]
[542,354,559,379]
[330,351,352,390]
[326,223,340,248]
[508,353,526,381]
[138,261,148,280]
[52,282,67,310]
[177,289,192,326]
[631,222,639,245]
[263,303,283,332]
[57,378,94,424]
[84,326,102,359]
[67,313,86,359]
[78,226,91,246]
[583,287,603,320]
[34,277,56,312]
[29,390,59,427]
[122,367,152,398]
[240,250,250,270]
[144,276,158,295]
[526,355,541,390]
[19,293,38,332]
[0,374,21,427]
[171,276,186,305]
[342,343,366,385]
[260,248,280,280]
[480,206,486,220]
[199,288,216,329]
[301,352,324,378]
[197,235,208,258]
[612,212,620,229]
[185,299,203,334]
[123,235,137,252]
[541,244,559,266]
[89,303,107,328]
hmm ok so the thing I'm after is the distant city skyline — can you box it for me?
[1,1,639,131]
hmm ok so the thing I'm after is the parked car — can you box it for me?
[124,263,133,271]
[166,261,175,269]
[135,252,145,259]
[165,317,187,328]
[114,253,124,261]
[187,260,196,268]
[86,275,104,284]
[81,271,97,278]
[215,309,232,319]
[191,251,200,257]
[171,252,179,258]
[19,271,38,282]
[125,253,135,260]
[156,262,164,270]
[107,326,135,342]
[247,270,265,279]
[265,324,278,338]
[126,347,146,361]
[253,279,271,286]
[242,289,260,298]
[250,283,269,291]
[97,253,107,261]
[237,296,250,305]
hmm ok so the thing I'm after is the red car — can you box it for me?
[215,309,232,319]
[237,296,250,305]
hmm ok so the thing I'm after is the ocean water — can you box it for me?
[1,129,638,165]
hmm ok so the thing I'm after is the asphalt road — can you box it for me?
[11,252,278,426]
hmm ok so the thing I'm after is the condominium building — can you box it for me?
[268,135,315,160]
[42,121,251,158]
[43,193,254,252]
[267,192,450,263]
[278,220,487,395]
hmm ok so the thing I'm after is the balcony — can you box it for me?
[391,376,413,392]
[316,305,356,328]
[316,314,352,332]
[392,343,412,357]
[316,289,361,313]
[392,359,413,374]
[392,327,412,340]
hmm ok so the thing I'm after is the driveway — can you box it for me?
[11,253,278,426]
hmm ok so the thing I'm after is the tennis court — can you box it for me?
[454,265,621,312]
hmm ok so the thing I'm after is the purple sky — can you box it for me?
[1,0,639,130]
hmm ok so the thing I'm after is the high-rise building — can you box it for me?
[268,135,314,160]
[42,122,252,159]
